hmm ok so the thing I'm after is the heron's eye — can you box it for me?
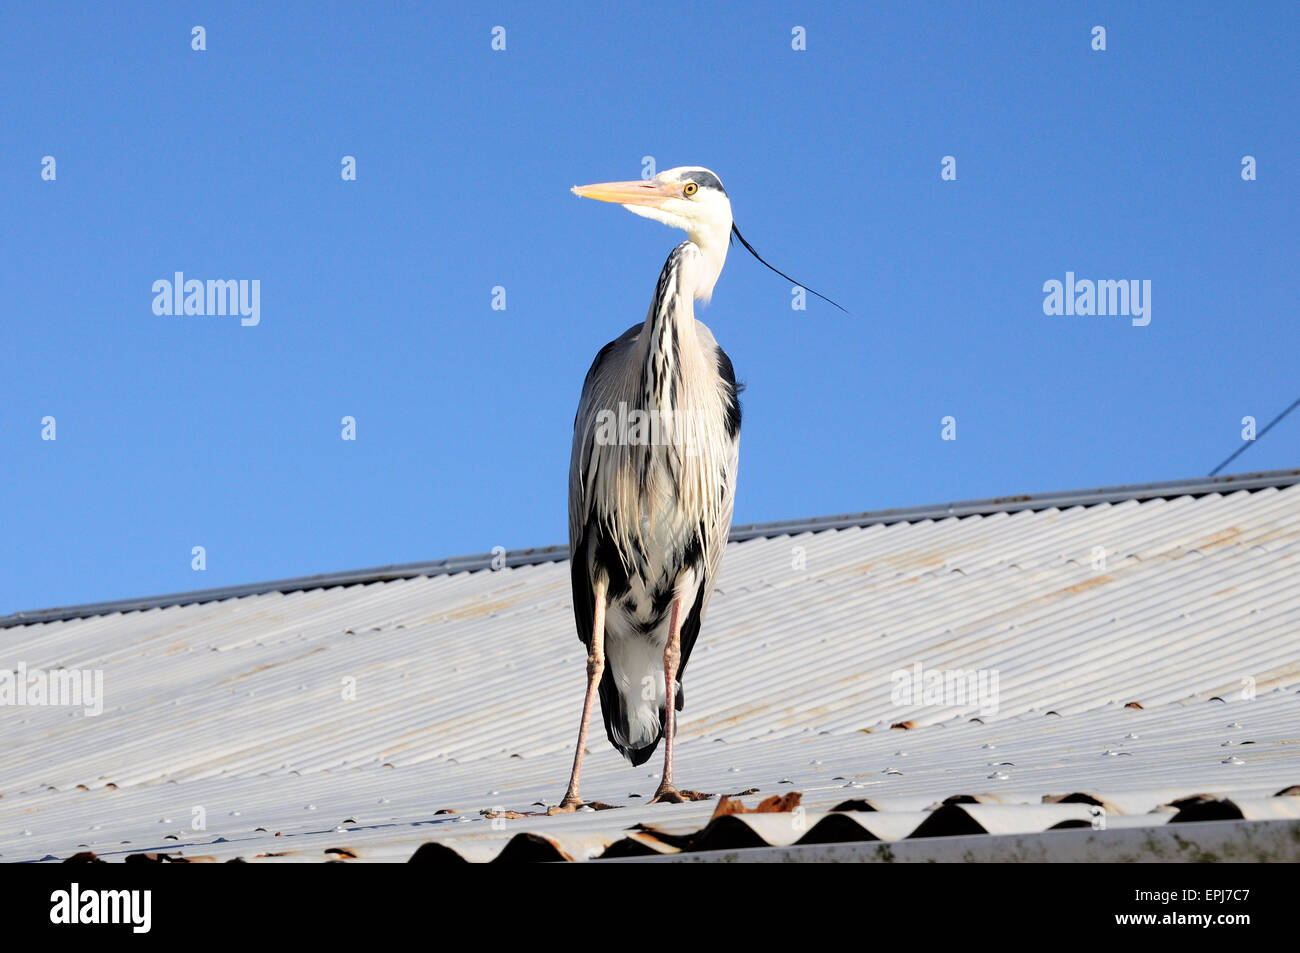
[683,182,698,197]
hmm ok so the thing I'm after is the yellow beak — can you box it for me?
[571,179,682,208]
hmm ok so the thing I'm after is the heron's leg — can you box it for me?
[650,594,687,804]
[553,577,606,813]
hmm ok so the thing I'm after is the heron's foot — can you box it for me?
[548,794,585,815]
[649,784,686,804]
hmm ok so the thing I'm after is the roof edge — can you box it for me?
[728,467,1300,540]
[4,467,1296,629]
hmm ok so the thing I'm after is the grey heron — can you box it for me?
[556,166,842,810]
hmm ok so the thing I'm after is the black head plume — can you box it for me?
[730,224,849,314]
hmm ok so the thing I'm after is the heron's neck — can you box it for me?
[642,242,701,411]
[687,226,729,303]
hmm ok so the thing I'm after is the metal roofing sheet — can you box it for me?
[7,468,1295,629]
[1,476,1298,862]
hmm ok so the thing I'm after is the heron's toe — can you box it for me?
[548,796,585,815]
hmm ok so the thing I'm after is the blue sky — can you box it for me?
[3,1,1297,613]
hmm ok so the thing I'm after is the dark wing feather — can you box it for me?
[569,542,595,650]
[571,324,657,763]
[672,564,710,706]
[568,323,641,648]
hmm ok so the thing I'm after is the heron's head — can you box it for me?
[572,165,848,313]
[572,167,733,297]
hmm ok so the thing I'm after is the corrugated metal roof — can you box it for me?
[2,471,1298,862]
[6,467,1295,628]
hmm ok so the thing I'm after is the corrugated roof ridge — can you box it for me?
[4,467,1296,628]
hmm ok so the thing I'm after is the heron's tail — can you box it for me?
[598,662,683,767]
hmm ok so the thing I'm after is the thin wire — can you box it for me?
[730,224,849,314]
[1208,395,1300,476]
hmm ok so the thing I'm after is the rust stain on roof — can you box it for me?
[1063,575,1115,595]
[424,594,533,623]
[219,645,328,683]
[682,703,772,737]
[1187,526,1243,554]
